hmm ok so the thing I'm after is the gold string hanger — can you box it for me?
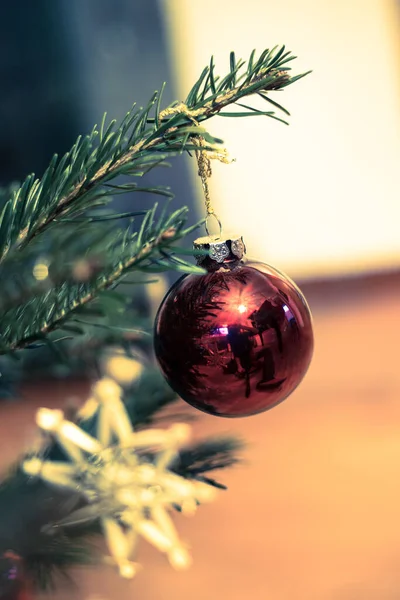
[158,103,231,240]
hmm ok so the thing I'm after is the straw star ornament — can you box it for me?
[23,378,216,578]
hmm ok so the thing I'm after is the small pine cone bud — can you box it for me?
[274,69,290,79]
[162,228,177,240]
[269,69,290,89]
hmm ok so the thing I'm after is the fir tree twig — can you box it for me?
[0,46,309,355]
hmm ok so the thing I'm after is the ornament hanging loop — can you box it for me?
[192,135,223,240]
[205,212,222,239]
[158,101,231,240]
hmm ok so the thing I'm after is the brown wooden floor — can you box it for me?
[1,273,400,600]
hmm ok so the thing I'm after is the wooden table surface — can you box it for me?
[1,274,400,600]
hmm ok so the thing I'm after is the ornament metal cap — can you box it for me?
[193,233,246,268]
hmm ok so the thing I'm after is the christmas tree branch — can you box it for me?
[0,46,309,356]
[0,208,205,355]
[0,46,307,261]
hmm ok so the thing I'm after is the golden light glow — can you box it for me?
[60,421,102,454]
[238,304,247,314]
[33,261,49,281]
[119,562,137,579]
[105,354,143,386]
[168,546,192,570]
[36,408,63,431]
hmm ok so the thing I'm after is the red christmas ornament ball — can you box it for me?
[154,235,313,418]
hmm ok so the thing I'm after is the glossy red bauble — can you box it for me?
[154,238,313,418]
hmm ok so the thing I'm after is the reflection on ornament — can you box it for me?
[23,378,216,578]
[154,235,313,417]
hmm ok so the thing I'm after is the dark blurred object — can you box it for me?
[0,552,31,600]
[0,3,84,182]
[0,0,196,222]
[63,0,198,236]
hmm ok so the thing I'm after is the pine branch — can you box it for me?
[0,47,308,264]
[0,46,309,355]
[0,212,203,354]
[173,436,244,487]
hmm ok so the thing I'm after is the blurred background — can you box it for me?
[164,0,400,279]
[0,1,400,599]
